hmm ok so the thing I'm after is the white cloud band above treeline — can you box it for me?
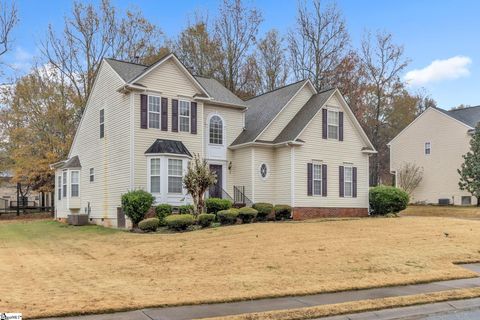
[404,56,472,86]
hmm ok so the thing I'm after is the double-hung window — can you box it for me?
[209,115,223,144]
[89,168,95,182]
[168,159,183,193]
[62,171,67,197]
[150,158,161,193]
[71,171,79,197]
[179,100,190,132]
[327,110,339,139]
[425,142,431,155]
[57,176,62,200]
[344,166,353,197]
[148,96,161,129]
[312,163,322,196]
[100,109,105,138]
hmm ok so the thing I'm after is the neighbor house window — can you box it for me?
[344,165,353,197]
[100,109,105,138]
[209,115,223,144]
[58,176,62,200]
[150,158,161,193]
[168,159,183,193]
[179,100,190,132]
[148,96,161,129]
[71,171,79,197]
[327,110,339,139]
[62,171,67,197]
[425,142,431,155]
[89,168,95,182]
[312,163,322,196]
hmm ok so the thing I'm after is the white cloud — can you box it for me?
[9,47,34,73]
[404,56,472,86]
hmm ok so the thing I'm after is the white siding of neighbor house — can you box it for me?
[389,107,475,205]
[293,93,370,208]
[58,61,130,226]
[258,84,315,141]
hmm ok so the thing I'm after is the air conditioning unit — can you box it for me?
[67,214,89,226]
[438,198,450,206]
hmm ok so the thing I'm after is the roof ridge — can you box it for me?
[447,105,480,112]
[104,57,148,67]
[245,79,308,101]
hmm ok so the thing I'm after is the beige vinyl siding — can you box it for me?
[231,147,253,200]
[66,61,130,226]
[259,84,314,141]
[252,147,276,203]
[274,146,292,205]
[294,93,369,208]
[389,108,474,205]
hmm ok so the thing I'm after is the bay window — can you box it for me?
[168,159,183,193]
[150,158,161,193]
[71,171,79,197]
[62,171,67,197]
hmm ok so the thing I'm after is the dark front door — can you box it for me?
[209,164,223,198]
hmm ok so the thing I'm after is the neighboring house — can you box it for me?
[389,106,480,206]
[0,172,53,210]
[51,53,376,228]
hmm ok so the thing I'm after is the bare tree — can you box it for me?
[215,0,263,95]
[41,0,164,112]
[360,31,409,185]
[288,0,349,91]
[257,29,288,93]
[397,162,423,197]
[0,0,17,58]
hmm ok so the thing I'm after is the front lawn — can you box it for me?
[1,217,480,318]
[402,205,480,218]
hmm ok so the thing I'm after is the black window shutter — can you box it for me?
[339,166,344,197]
[307,163,313,196]
[191,102,197,134]
[322,164,327,197]
[172,99,178,132]
[339,111,344,141]
[322,109,327,139]
[161,97,168,131]
[140,94,148,129]
[353,167,357,198]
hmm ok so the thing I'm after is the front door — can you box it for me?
[209,164,223,198]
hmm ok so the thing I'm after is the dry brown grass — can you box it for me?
[403,205,480,218]
[1,216,480,318]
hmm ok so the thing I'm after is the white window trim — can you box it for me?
[344,164,353,198]
[62,171,67,198]
[312,161,323,197]
[208,114,225,146]
[425,142,431,155]
[178,99,191,133]
[70,170,80,198]
[148,95,161,129]
[327,108,340,140]
[258,163,269,181]
[148,157,161,195]
[89,168,95,182]
[168,158,184,194]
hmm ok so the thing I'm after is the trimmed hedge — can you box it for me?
[197,213,216,227]
[138,218,160,232]
[121,190,155,227]
[164,214,195,230]
[274,205,292,220]
[217,209,239,225]
[155,204,172,224]
[238,207,258,223]
[178,204,194,215]
[369,185,409,215]
[252,202,273,221]
[206,198,232,215]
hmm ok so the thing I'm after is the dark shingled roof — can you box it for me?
[434,106,480,128]
[104,58,147,82]
[273,89,336,143]
[62,156,81,169]
[231,80,308,146]
[145,139,192,157]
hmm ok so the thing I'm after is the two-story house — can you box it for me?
[51,53,376,228]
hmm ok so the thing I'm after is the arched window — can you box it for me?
[209,115,223,145]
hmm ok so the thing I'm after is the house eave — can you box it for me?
[229,140,304,150]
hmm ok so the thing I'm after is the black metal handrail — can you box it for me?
[233,186,252,206]
[206,185,234,203]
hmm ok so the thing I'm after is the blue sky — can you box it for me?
[2,0,480,108]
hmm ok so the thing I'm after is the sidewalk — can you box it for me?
[39,264,480,320]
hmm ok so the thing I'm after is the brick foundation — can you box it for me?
[293,207,369,220]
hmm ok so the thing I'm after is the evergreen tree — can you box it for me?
[458,123,480,206]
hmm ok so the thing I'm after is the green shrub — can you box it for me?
[252,203,273,221]
[178,204,194,215]
[121,190,155,227]
[238,207,258,223]
[138,218,160,232]
[197,213,216,227]
[155,204,172,224]
[217,209,239,225]
[206,198,232,215]
[164,214,195,230]
[369,185,409,215]
[274,205,292,220]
